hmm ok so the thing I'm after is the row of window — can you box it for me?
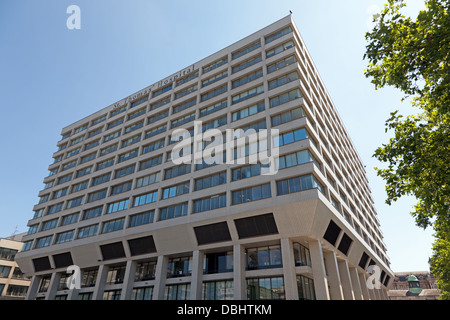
[27,174,324,251]
[59,26,294,148]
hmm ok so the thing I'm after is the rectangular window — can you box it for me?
[87,189,107,203]
[150,97,171,111]
[203,57,228,74]
[142,139,165,155]
[107,199,129,214]
[82,206,103,220]
[121,135,141,149]
[232,69,263,89]
[271,106,305,127]
[114,164,136,179]
[52,187,68,200]
[176,71,199,86]
[77,225,98,239]
[57,174,72,185]
[268,71,299,90]
[67,196,84,209]
[100,143,118,157]
[80,152,96,164]
[84,140,100,151]
[232,40,261,60]
[267,55,297,74]
[269,88,301,108]
[194,172,226,191]
[41,219,58,231]
[127,108,146,121]
[118,149,138,163]
[124,120,144,134]
[76,166,92,178]
[130,96,149,108]
[276,174,324,195]
[106,118,124,130]
[265,25,292,44]
[35,236,53,248]
[162,182,190,200]
[148,110,169,124]
[232,102,265,122]
[266,40,294,58]
[88,128,102,138]
[136,172,160,189]
[231,183,271,205]
[110,106,127,117]
[96,158,114,171]
[173,98,197,114]
[55,230,74,244]
[193,193,226,213]
[232,54,262,74]
[133,191,158,207]
[103,130,121,143]
[139,155,162,171]
[200,84,227,102]
[202,71,228,88]
[91,172,111,187]
[202,280,234,300]
[128,211,155,228]
[232,163,265,181]
[152,84,172,98]
[199,100,227,118]
[61,212,79,226]
[167,256,192,278]
[101,218,125,234]
[246,245,282,270]
[276,149,320,171]
[47,203,63,215]
[247,276,285,300]
[110,181,132,196]
[144,124,166,139]
[274,127,308,147]
[159,202,188,221]
[164,283,191,300]
[174,84,197,100]
[232,85,264,104]
[164,164,191,180]
[171,112,195,129]
[62,160,77,171]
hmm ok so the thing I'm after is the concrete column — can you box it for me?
[338,260,354,300]
[359,272,370,300]
[92,264,108,300]
[233,244,246,300]
[153,255,168,300]
[121,260,137,300]
[281,238,298,300]
[308,240,329,300]
[324,251,344,300]
[349,267,363,300]
[45,272,60,300]
[26,275,41,300]
[190,250,204,299]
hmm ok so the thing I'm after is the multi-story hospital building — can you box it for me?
[16,15,393,300]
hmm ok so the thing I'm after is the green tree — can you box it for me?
[363,0,449,299]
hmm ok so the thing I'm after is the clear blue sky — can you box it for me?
[0,0,433,272]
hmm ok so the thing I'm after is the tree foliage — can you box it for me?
[363,0,449,299]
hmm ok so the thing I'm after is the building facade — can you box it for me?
[0,234,31,299]
[388,271,441,300]
[16,15,393,300]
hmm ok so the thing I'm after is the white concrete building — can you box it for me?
[16,15,393,300]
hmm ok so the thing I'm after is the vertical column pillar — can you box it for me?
[45,272,60,300]
[308,240,329,300]
[233,244,246,300]
[338,260,354,300]
[92,264,108,300]
[153,255,168,300]
[26,275,41,300]
[190,250,204,300]
[349,267,363,300]
[121,260,137,300]
[324,251,344,300]
[281,238,298,300]
[359,272,370,300]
